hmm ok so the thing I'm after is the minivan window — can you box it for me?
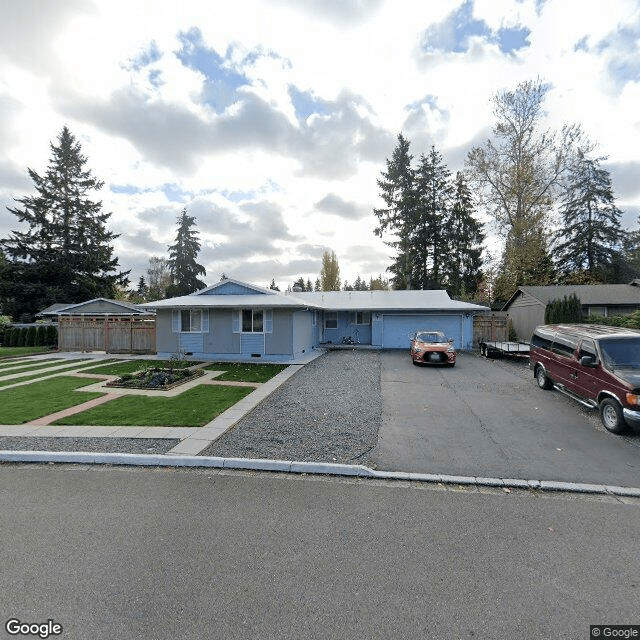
[579,339,597,362]
[531,331,553,350]
[599,337,640,369]
[551,334,578,358]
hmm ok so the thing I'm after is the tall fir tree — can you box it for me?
[444,172,484,298]
[166,208,206,297]
[554,152,623,282]
[412,146,453,288]
[374,133,416,289]
[0,126,128,320]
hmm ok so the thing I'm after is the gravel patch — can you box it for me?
[199,350,382,463]
[0,437,179,454]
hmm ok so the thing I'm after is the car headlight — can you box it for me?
[447,347,455,353]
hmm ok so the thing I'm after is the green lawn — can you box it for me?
[0,347,55,359]
[87,359,201,376]
[0,376,105,424]
[53,384,254,427]
[0,358,58,371]
[0,360,102,388]
[0,358,90,377]
[203,362,287,383]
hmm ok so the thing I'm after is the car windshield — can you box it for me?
[415,331,446,343]
[599,337,640,369]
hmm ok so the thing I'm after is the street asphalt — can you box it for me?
[369,351,640,487]
[1,465,638,640]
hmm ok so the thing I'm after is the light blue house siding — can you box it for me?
[155,306,318,362]
[321,311,372,345]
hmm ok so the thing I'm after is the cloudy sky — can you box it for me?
[1,0,639,291]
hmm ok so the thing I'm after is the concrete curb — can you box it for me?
[1,450,639,498]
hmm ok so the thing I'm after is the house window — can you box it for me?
[242,309,263,332]
[325,312,338,329]
[588,306,607,318]
[181,310,202,332]
[355,311,371,325]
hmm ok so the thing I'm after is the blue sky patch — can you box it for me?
[421,1,530,55]
[289,86,329,121]
[176,28,249,112]
[222,189,257,203]
[162,183,190,203]
[110,184,142,195]
[129,41,162,71]
[497,26,530,54]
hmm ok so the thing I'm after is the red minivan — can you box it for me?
[530,324,640,434]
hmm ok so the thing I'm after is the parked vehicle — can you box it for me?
[479,340,530,359]
[410,331,456,366]
[530,324,640,434]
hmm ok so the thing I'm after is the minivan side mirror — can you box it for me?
[580,355,597,368]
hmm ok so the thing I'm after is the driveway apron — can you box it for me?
[369,350,640,486]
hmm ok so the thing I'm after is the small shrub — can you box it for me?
[15,328,25,347]
[25,326,37,347]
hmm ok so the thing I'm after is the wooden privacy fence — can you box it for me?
[58,316,156,354]
[472,313,508,347]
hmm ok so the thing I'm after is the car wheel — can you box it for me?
[535,366,553,390]
[599,398,629,435]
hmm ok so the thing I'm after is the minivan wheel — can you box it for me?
[599,398,628,435]
[535,366,552,390]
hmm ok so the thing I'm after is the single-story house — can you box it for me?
[503,281,640,341]
[52,298,156,353]
[142,278,489,363]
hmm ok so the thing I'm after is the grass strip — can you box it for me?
[0,361,111,388]
[203,362,287,383]
[0,376,105,424]
[0,347,55,359]
[87,359,201,376]
[53,384,253,427]
[0,358,58,371]
[0,359,91,377]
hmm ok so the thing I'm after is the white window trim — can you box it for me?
[180,309,205,333]
[354,311,371,325]
[325,311,338,329]
[237,308,273,334]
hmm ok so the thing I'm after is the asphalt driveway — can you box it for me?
[368,350,640,486]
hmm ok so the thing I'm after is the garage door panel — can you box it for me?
[382,315,461,349]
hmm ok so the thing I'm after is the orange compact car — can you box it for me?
[410,330,456,366]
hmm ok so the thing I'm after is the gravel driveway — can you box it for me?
[199,350,382,463]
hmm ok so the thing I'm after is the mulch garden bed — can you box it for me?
[106,367,205,390]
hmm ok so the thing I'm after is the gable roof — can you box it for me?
[36,303,74,317]
[503,284,640,310]
[54,298,152,315]
[141,279,489,312]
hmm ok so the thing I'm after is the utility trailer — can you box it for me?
[479,340,530,359]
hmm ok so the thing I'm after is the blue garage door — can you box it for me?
[382,314,462,349]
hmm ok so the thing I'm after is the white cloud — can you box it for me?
[1,0,639,288]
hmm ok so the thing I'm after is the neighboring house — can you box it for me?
[36,303,74,322]
[52,298,156,353]
[142,278,489,363]
[503,282,640,341]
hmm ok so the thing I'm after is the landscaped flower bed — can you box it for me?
[106,367,204,390]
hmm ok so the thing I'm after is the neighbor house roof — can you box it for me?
[142,279,489,312]
[36,303,74,317]
[503,284,640,310]
[53,298,152,315]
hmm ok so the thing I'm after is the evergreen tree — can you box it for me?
[369,274,389,290]
[319,250,341,291]
[292,277,306,291]
[412,146,453,288]
[0,126,128,320]
[314,278,321,291]
[343,280,353,291]
[305,278,313,292]
[136,276,148,298]
[374,133,416,289]
[444,172,484,298]
[269,279,280,291]
[353,275,369,291]
[166,208,207,297]
[554,153,623,282]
